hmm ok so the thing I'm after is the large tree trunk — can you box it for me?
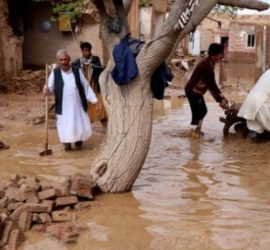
[0,0,23,81]
[91,62,153,192]
[90,0,154,192]
[90,0,269,193]
[90,0,195,192]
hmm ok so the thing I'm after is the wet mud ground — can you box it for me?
[1,63,270,249]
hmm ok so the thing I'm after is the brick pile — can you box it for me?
[0,173,97,249]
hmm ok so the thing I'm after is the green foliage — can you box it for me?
[51,0,95,20]
[211,4,242,19]
[50,0,155,21]
[139,0,152,6]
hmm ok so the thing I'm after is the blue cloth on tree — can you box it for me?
[111,34,144,85]
[111,33,173,100]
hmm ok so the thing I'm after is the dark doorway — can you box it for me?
[221,36,229,62]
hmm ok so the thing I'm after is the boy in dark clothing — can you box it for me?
[185,43,228,137]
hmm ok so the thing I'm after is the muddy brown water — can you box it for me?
[1,63,270,249]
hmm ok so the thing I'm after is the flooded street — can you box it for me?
[1,63,270,249]
[134,100,270,250]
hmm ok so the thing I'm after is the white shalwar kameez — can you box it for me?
[48,68,97,143]
[238,69,270,134]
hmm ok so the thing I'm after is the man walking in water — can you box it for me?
[185,43,228,137]
[43,49,100,151]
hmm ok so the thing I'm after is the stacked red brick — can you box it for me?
[0,173,96,249]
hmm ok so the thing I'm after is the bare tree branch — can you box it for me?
[93,0,107,16]
[218,0,269,11]
[138,0,218,78]
[112,0,128,22]
[123,0,133,13]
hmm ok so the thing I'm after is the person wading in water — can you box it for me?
[185,43,228,137]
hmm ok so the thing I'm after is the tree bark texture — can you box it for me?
[90,0,153,192]
[218,0,269,10]
[0,0,23,81]
[90,0,269,193]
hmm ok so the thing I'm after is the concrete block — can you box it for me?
[55,196,78,207]
[38,188,58,200]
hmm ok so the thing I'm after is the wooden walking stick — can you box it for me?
[40,64,53,156]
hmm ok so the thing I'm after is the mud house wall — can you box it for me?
[228,23,257,63]
[200,29,215,52]
[0,0,22,80]
[253,25,270,71]
[199,16,230,53]
[152,11,165,37]
[139,6,154,40]
[23,2,103,67]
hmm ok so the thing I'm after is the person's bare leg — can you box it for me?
[195,119,204,135]
[190,120,204,138]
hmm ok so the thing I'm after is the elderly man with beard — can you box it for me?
[43,49,100,151]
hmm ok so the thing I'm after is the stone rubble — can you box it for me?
[0,173,97,249]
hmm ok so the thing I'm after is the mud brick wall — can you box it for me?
[228,51,257,64]
[23,2,103,67]
[0,0,23,81]
[228,23,257,63]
